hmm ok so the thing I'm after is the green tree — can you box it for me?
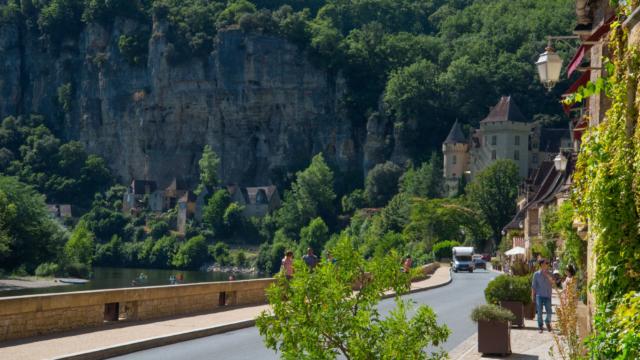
[400,154,443,199]
[341,188,366,213]
[256,234,450,359]
[299,217,329,254]
[65,221,95,266]
[223,202,245,236]
[172,235,209,269]
[149,235,178,268]
[0,190,17,262]
[365,161,403,207]
[203,189,231,236]
[197,145,221,193]
[0,176,66,271]
[465,160,520,248]
[276,153,335,235]
[209,242,230,265]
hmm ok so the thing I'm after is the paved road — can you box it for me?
[112,270,496,360]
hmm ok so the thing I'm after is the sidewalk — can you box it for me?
[0,266,451,360]
[449,294,562,360]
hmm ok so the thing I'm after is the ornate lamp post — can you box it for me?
[536,41,564,91]
[553,152,568,172]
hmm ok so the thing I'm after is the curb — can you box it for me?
[382,267,453,300]
[53,269,454,360]
[52,319,257,360]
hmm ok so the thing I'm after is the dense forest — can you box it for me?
[0,0,575,277]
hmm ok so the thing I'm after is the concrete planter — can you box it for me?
[524,302,536,320]
[477,320,511,356]
[500,300,524,327]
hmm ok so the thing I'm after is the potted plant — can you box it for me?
[484,275,531,327]
[471,304,515,355]
[520,274,536,319]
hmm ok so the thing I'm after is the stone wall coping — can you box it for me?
[0,278,275,316]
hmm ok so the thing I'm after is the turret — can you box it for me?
[442,120,469,196]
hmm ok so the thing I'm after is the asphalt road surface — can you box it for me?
[112,270,497,360]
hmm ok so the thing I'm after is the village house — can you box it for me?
[227,184,281,218]
[442,96,571,196]
[122,179,160,213]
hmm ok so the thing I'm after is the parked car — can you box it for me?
[481,253,492,261]
[474,258,487,270]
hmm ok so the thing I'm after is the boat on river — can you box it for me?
[58,278,89,285]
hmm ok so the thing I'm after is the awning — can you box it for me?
[562,70,591,114]
[566,14,617,77]
[505,246,526,256]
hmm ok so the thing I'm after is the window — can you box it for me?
[532,154,538,164]
[491,135,497,145]
[491,150,496,160]
[452,155,457,165]
[514,150,519,160]
[515,135,520,146]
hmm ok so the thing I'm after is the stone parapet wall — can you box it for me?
[0,278,274,341]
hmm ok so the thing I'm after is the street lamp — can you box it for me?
[554,152,568,172]
[536,41,563,91]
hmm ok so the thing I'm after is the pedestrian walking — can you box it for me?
[303,248,319,269]
[402,255,413,273]
[281,251,294,280]
[531,259,554,333]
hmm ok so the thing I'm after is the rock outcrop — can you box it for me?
[0,17,393,188]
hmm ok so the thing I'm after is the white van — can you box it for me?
[452,246,475,273]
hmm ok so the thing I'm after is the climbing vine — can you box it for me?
[572,10,640,358]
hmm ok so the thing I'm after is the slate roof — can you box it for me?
[480,96,527,123]
[443,120,467,144]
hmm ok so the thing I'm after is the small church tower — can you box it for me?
[442,120,469,196]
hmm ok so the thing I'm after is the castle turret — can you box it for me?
[442,120,469,196]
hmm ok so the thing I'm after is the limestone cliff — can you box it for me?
[0,17,394,189]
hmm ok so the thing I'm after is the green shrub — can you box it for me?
[117,30,150,65]
[484,274,531,305]
[471,304,516,323]
[172,235,209,269]
[234,250,247,267]
[208,242,230,265]
[432,240,460,261]
[150,221,170,240]
[35,262,60,277]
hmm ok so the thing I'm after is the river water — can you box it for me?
[0,266,262,298]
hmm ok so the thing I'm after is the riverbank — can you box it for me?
[0,277,70,292]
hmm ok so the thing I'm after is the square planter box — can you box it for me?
[500,300,524,327]
[478,320,511,355]
[524,302,536,320]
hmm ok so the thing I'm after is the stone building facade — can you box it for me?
[443,96,570,196]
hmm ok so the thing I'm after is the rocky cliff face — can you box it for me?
[0,17,394,189]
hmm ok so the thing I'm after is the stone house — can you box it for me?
[47,204,73,220]
[163,178,188,210]
[503,155,575,259]
[225,184,281,218]
[442,96,571,196]
[122,180,158,213]
[177,191,198,234]
[176,189,209,234]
